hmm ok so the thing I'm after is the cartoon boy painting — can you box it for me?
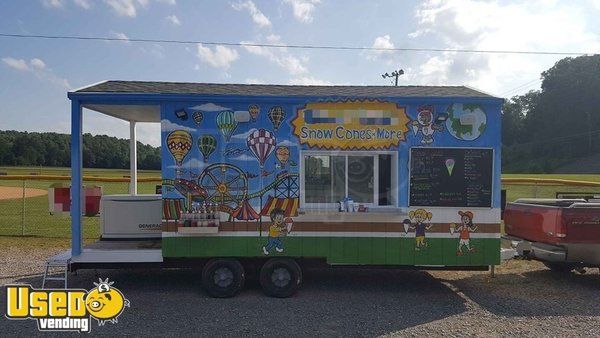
[406,208,433,251]
[262,209,291,255]
[451,211,478,256]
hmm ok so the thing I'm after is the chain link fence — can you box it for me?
[0,174,598,238]
[502,177,600,202]
[0,176,161,239]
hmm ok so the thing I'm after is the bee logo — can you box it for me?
[85,278,130,325]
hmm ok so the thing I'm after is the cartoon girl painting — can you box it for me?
[451,211,478,256]
[406,209,433,251]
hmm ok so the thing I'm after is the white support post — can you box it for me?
[129,120,137,195]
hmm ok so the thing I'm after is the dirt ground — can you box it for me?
[0,186,47,200]
[1,237,599,337]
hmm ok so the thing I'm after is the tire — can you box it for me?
[202,258,245,298]
[543,262,575,274]
[259,258,302,298]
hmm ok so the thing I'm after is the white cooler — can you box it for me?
[101,194,162,239]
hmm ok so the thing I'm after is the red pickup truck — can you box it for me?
[504,199,600,272]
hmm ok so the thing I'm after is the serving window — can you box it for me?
[300,151,396,208]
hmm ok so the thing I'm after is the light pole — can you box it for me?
[382,69,404,86]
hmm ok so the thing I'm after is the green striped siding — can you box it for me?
[162,236,501,266]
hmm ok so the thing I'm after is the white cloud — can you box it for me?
[245,78,266,84]
[41,0,65,8]
[139,43,165,58]
[188,103,231,112]
[161,119,197,133]
[196,44,239,69]
[30,58,46,70]
[157,0,176,4]
[288,76,331,85]
[110,31,130,43]
[232,0,271,28]
[407,0,600,96]
[73,0,91,9]
[364,35,397,65]
[2,57,30,71]
[277,139,299,147]
[165,14,180,25]
[230,153,255,162]
[242,35,308,75]
[2,57,70,89]
[231,128,257,140]
[283,0,320,23]
[104,0,148,17]
[167,158,208,170]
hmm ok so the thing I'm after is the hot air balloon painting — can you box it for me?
[247,129,276,168]
[192,111,203,126]
[248,104,260,122]
[198,135,217,162]
[275,146,290,167]
[268,106,285,131]
[216,110,238,141]
[167,130,193,166]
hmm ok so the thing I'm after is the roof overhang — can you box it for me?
[82,103,160,122]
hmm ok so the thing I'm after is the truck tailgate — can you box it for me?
[562,208,600,243]
[504,203,562,243]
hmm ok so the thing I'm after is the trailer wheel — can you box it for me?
[202,258,245,298]
[543,262,575,274]
[259,258,302,298]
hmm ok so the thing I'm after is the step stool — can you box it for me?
[42,258,70,289]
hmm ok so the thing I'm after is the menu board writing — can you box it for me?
[409,148,493,207]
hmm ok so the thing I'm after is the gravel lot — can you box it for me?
[1,237,599,337]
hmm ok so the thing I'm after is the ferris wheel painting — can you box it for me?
[198,163,248,210]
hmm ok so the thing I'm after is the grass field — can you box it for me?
[0,167,160,238]
[502,173,600,202]
[0,167,599,239]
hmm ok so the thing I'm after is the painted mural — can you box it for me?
[451,210,478,256]
[160,96,502,265]
[404,208,433,251]
[162,102,300,225]
[410,105,446,145]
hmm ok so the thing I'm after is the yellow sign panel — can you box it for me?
[291,100,410,150]
[5,278,129,333]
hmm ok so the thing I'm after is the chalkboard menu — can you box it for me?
[409,148,493,207]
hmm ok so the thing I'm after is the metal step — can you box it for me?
[42,258,70,289]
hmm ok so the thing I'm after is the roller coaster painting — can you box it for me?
[162,166,299,218]
[162,101,300,222]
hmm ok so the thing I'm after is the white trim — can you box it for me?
[373,155,378,205]
[300,150,398,209]
[70,249,163,263]
[129,120,137,195]
[69,79,109,93]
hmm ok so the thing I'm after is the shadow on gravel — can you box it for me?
[1,267,467,337]
[446,267,600,318]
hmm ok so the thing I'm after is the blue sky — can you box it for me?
[1,0,599,146]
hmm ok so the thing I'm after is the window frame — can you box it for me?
[299,150,398,210]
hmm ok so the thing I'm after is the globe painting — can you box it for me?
[445,103,487,141]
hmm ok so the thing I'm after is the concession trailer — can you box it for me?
[55,81,503,297]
